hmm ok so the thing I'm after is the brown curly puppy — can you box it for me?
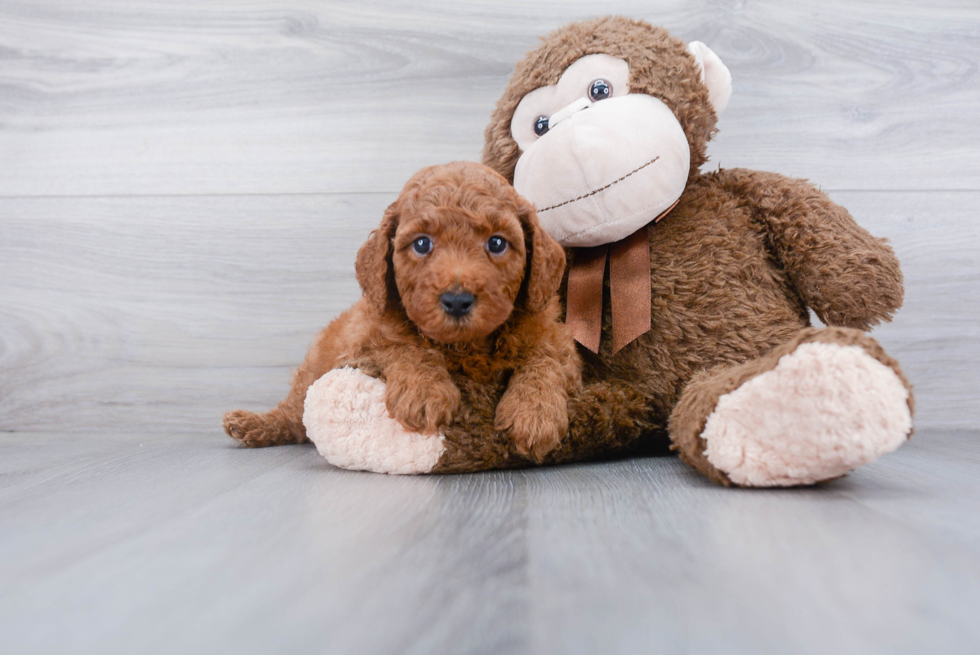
[223,161,577,461]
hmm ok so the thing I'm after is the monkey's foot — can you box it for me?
[303,367,446,474]
[703,341,912,486]
[672,328,913,487]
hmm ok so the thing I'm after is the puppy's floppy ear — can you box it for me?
[356,202,400,314]
[518,199,566,313]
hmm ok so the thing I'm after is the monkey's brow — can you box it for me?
[537,156,660,213]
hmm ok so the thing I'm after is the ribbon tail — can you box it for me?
[565,245,608,353]
[609,226,652,354]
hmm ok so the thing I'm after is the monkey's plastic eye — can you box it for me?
[589,79,612,101]
[486,236,508,255]
[412,236,432,255]
[533,115,550,136]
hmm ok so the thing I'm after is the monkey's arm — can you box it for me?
[718,168,904,330]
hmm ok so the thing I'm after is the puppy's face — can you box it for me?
[392,194,528,343]
[356,161,566,344]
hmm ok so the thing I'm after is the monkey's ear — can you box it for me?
[518,199,566,314]
[355,202,400,314]
[687,41,732,117]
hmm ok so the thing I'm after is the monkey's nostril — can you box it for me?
[440,291,476,318]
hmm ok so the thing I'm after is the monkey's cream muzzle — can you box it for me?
[513,94,690,248]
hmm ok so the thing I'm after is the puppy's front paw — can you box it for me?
[384,374,461,434]
[495,389,568,462]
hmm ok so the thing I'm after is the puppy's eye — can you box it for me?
[533,115,550,137]
[486,236,508,255]
[412,236,432,256]
[589,79,612,102]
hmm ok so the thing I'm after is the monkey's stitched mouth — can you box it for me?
[537,156,660,213]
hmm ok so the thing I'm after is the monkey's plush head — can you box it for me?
[482,16,731,247]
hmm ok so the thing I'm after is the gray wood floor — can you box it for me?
[1,1,979,653]
[3,431,979,654]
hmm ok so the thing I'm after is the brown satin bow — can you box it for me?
[565,201,678,354]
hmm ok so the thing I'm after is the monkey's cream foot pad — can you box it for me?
[304,367,445,474]
[701,343,913,487]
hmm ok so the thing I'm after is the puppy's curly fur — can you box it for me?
[224,161,579,461]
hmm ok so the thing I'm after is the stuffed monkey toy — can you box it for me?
[252,17,914,487]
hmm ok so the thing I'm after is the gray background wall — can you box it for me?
[2,0,978,435]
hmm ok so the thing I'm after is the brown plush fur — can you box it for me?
[472,16,913,484]
[223,161,580,462]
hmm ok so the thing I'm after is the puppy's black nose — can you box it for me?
[440,290,475,318]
